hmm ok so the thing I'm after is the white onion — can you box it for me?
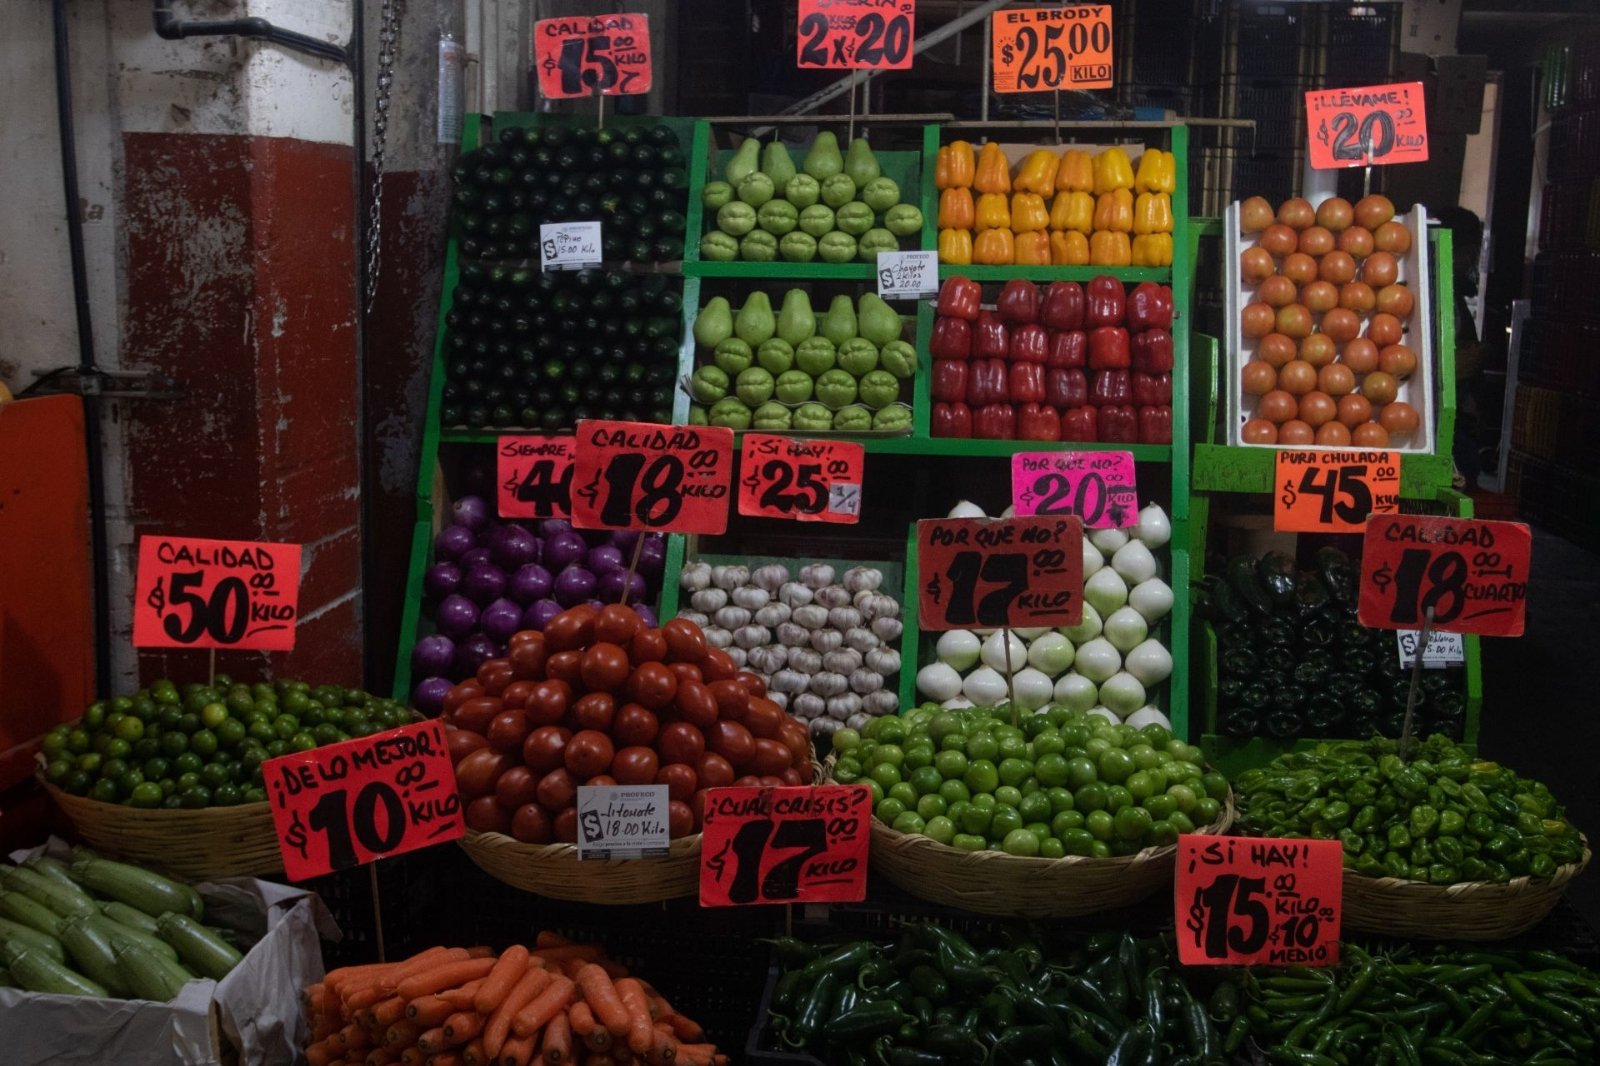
[1081,536,1104,578]
[1111,540,1158,585]
[935,630,981,671]
[1100,672,1146,717]
[1025,632,1075,676]
[1053,672,1098,712]
[1136,504,1171,548]
[1086,706,1120,724]
[962,666,1009,707]
[916,662,963,701]
[941,696,975,710]
[1011,626,1047,640]
[1089,527,1130,555]
[1125,706,1172,731]
[980,629,1028,672]
[1084,567,1129,617]
[1128,578,1174,622]
[947,499,986,518]
[1103,607,1149,654]
[1074,637,1122,683]
[1124,639,1173,686]
[1060,602,1102,644]
[1009,667,1053,711]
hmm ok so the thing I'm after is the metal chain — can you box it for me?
[365,0,404,311]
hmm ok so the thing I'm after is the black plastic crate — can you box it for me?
[302,845,446,969]
[1231,5,1310,80]
[1228,79,1307,153]
[1132,14,1197,87]
[1230,151,1302,206]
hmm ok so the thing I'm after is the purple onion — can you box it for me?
[553,565,598,606]
[522,598,563,631]
[413,677,453,716]
[424,562,463,600]
[487,524,540,569]
[462,564,508,606]
[587,598,607,610]
[508,563,554,605]
[610,530,641,554]
[459,547,492,569]
[599,569,648,605]
[544,530,588,571]
[434,593,481,638]
[636,538,667,581]
[542,518,573,537]
[454,633,499,675]
[481,597,524,642]
[587,544,625,574]
[412,634,456,677]
[632,604,659,629]
[433,524,474,561]
[452,495,492,533]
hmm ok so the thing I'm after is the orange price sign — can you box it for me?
[533,14,652,99]
[1273,449,1399,533]
[1177,835,1342,967]
[1306,81,1428,170]
[699,785,870,907]
[916,516,1084,631]
[737,434,865,524]
[571,421,734,535]
[497,435,575,520]
[991,5,1113,93]
[1357,514,1531,637]
[796,0,915,70]
[132,536,301,652]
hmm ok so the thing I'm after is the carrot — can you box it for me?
[387,1021,422,1047]
[342,1022,373,1050]
[417,1028,449,1055]
[365,1047,401,1066]
[485,967,553,1057]
[671,1046,717,1066]
[534,931,573,948]
[442,979,487,1009]
[639,987,701,1043]
[306,1037,342,1066]
[326,962,398,993]
[408,995,457,1027]
[567,1001,598,1039]
[574,965,631,1039]
[467,946,497,958]
[386,947,465,986]
[511,974,576,1039]
[583,1056,615,1066]
[444,1010,486,1044]
[581,1027,612,1054]
[500,1035,537,1066]
[462,1039,487,1066]
[401,1050,425,1066]
[347,983,394,1011]
[474,946,532,1015]
[428,1055,465,1066]
[372,996,410,1028]
[613,979,655,1056]
[529,945,605,965]
[397,958,500,1001]
[642,1026,676,1066]
[541,1010,572,1064]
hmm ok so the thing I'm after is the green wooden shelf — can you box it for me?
[863,437,1171,460]
[945,265,1171,284]
[684,261,895,281]
[1191,443,1454,497]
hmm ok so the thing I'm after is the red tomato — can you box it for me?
[697,752,735,789]
[510,803,552,845]
[673,679,719,729]
[795,760,814,785]
[667,800,695,839]
[657,721,706,765]
[442,680,484,716]
[629,662,679,710]
[629,627,668,664]
[455,749,510,798]
[778,768,803,786]
[476,658,516,696]
[750,738,794,776]
[708,680,750,722]
[508,630,541,652]
[508,637,547,680]
[446,726,489,763]
[586,775,617,788]
[452,697,502,734]
[778,721,812,765]
[553,807,579,843]
[612,746,660,786]
[500,681,536,711]
[758,775,786,787]
[662,618,708,663]
[699,648,738,682]
[689,789,708,830]
[535,767,577,812]
[593,603,642,645]
[522,725,572,773]
[734,671,768,698]
[732,775,764,788]
[524,680,572,726]
[655,763,698,802]
[542,605,597,652]
[569,691,616,732]
[707,720,756,770]
[494,766,540,810]
[486,709,530,754]
[742,698,785,739]
[668,662,704,686]
[564,730,616,779]
[465,795,508,834]
[545,650,584,687]
[579,643,631,693]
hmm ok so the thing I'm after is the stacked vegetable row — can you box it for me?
[935,141,1176,266]
[931,275,1174,442]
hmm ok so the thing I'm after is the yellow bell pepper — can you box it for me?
[1135,149,1176,194]
[1134,192,1173,235]
[938,187,976,230]
[1090,230,1132,266]
[1093,188,1134,233]
[1055,149,1093,194]
[1092,147,1135,195]
[1014,149,1057,197]
[937,141,975,190]
[1050,230,1089,266]
[1013,231,1050,265]
[1132,233,1173,267]
[975,192,1011,231]
[974,141,1011,194]
[1011,193,1049,233]
[973,228,1015,265]
[938,228,973,265]
[1050,191,1094,234]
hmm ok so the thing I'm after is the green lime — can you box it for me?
[44,759,73,784]
[243,787,267,804]
[247,719,276,743]
[84,702,108,730]
[76,752,102,774]
[924,815,957,846]
[174,751,203,775]
[989,806,1024,839]
[273,715,300,740]
[41,730,69,758]
[910,766,944,796]
[282,690,311,716]
[963,759,999,795]
[998,758,1032,787]
[1075,781,1109,813]
[1113,805,1154,842]
[217,719,248,748]
[938,779,971,806]
[290,732,317,752]
[159,732,188,757]
[1002,828,1041,857]
[965,733,999,763]
[903,744,935,771]
[132,738,160,761]
[916,795,947,820]
[1052,810,1086,836]
[935,750,969,779]
[142,757,171,781]
[189,729,218,758]
[199,702,229,730]
[888,782,918,807]
[90,778,119,803]
[128,782,163,808]
[994,785,1023,809]
[200,763,231,789]
[1039,836,1066,859]
[958,804,992,835]
[179,785,212,809]
[891,811,926,835]
[113,717,145,743]
[213,784,243,807]
[176,771,201,792]
[150,680,180,705]
[1085,809,1115,841]
[313,723,344,746]
[1018,792,1053,824]
[62,769,92,795]
[952,833,986,852]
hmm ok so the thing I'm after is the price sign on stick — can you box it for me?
[1274,449,1399,532]
[1396,629,1466,669]
[991,5,1113,93]
[1177,835,1342,966]
[498,436,575,519]
[571,421,734,535]
[1011,450,1137,527]
[133,536,301,651]
[738,434,865,524]
[533,14,652,98]
[1358,515,1531,636]
[796,0,915,70]
[539,221,602,271]
[577,785,670,860]
[917,516,1084,631]
[876,251,939,300]
[263,719,464,881]
[1306,82,1428,170]
[700,785,870,906]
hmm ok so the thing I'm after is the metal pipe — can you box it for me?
[153,0,350,64]
[352,0,378,689]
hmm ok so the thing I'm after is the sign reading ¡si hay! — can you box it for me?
[1306,81,1428,170]
[796,0,915,70]
[132,536,301,652]
[738,434,865,524]
[1176,835,1342,967]
[533,14,652,99]
[991,5,1113,93]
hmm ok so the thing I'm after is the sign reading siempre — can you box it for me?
[917,516,1084,631]
[1396,629,1466,669]
[539,221,603,271]
[133,536,301,652]
[497,436,576,519]
[1177,835,1342,967]
[738,434,865,524]
[700,784,870,906]
[577,784,670,860]
[533,14,652,98]
[1274,449,1399,533]
[571,420,734,535]
[796,0,915,70]
[1358,515,1531,637]
[876,250,939,300]
[1307,81,1428,170]
[991,5,1113,93]
[1011,450,1137,528]
[262,719,464,881]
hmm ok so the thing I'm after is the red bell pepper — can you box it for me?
[932,401,972,438]
[1138,404,1173,444]
[1132,371,1172,407]
[1091,368,1131,407]
[1099,404,1138,443]
[930,316,972,360]
[1086,275,1126,328]
[1009,323,1049,363]
[1126,281,1174,332]
[996,278,1039,325]
[975,403,1017,440]
[1039,281,1085,331]
[1009,362,1046,404]
[1046,330,1086,369]
[1018,403,1061,441]
[932,359,969,403]
[1046,368,1088,410]
[966,358,1008,407]
[1061,405,1098,442]
[1130,327,1174,373]
[1089,326,1130,370]
[936,276,981,321]
[974,312,1009,360]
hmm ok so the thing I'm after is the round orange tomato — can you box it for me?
[1258,275,1298,308]
[1241,418,1278,444]
[1374,220,1413,254]
[1338,225,1374,259]
[1240,196,1275,233]
[1376,283,1414,319]
[1299,333,1337,368]
[1319,251,1358,284]
[1298,225,1334,256]
[1242,302,1276,339]
[1315,420,1352,445]
[1276,303,1314,339]
[1241,246,1276,283]
[1321,307,1361,343]
[1367,313,1404,348]
[1380,343,1417,378]
[1361,370,1399,406]
[1282,252,1319,286]
[1260,223,1299,257]
[1363,251,1399,288]
[1316,197,1354,231]
[1337,393,1373,428]
[1379,401,1421,437]
[1298,390,1336,427]
[1242,361,1277,396]
[1278,419,1315,445]
[1354,194,1396,230]
[1341,338,1379,375]
[1302,280,1339,314]
[1339,281,1376,314]
[1278,197,1316,230]
[1318,362,1355,396]
[1257,390,1298,424]
[1258,333,1298,368]
[1278,360,1317,396]
[1352,421,1390,447]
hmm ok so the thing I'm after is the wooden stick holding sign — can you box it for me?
[1398,606,1432,760]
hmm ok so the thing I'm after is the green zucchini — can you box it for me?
[100,901,160,934]
[0,865,96,919]
[58,916,132,996]
[109,938,189,1002]
[0,915,67,964]
[0,890,65,937]
[70,858,202,920]
[24,855,78,890]
[1,941,108,998]
[155,913,243,979]
[85,914,177,962]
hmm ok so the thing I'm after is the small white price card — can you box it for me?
[876,250,938,299]
[577,784,670,860]
[539,221,602,271]
[1396,629,1466,669]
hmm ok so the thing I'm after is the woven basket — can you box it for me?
[1342,841,1591,940]
[44,782,283,879]
[458,830,701,903]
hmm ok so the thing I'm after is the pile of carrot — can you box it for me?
[304,933,728,1066]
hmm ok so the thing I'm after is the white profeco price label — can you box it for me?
[576,784,671,859]
[876,250,938,299]
[539,221,602,271]
[1396,629,1466,669]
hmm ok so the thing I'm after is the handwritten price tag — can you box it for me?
[132,536,301,652]
[577,784,670,860]
[1274,449,1399,533]
[1358,515,1531,637]
[738,434,865,524]
[1177,835,1342,967]
[1307,81,1428,170]
[533,14,652,99]
[876,251,938,300]
[498,435,575,519]
[540,221,602,271]
[263,719,464,881]
[700,785,870,907]
[796,0,914,70]
[572,420,734,535]
[991,5,1113,93]
[1011,450,1137,527]
[917,516,1084,631]
[1396,629,1466,669]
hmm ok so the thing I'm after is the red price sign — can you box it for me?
[571,421,734,535]
[1177,835,1342,967]
[1358,514,1531,637]
[796,0,915,70]
[737,434,865,524]
[262,719,464,881]
[533,14,652,99]
[498,436,575,519]
[132,536,301,652]
[700,785,870,907]
[991,5,1113,92]
[916,516,1083,631]
[1307,81,1428,170]
[1274,449,1399,533]
[1010,450,1137,528]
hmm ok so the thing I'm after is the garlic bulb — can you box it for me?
[793,692,825,719]
[771,669,810,694]
[827,606,863,631]
[792,605,829,630]
[713,605,752,630]
[778,582,814,608]
[690,588,728,613]
[766,690,788,710]
[787,647,822,674]
[712,564,749,590]
[810,671,849,697]
[814,585,853,608]
[776,622,810,647]
[865,647,901,675]
[809,628,844,654]
[723,645,747,667]
[846,712,872,731]
[812,717,841,739]
[858,593,899,621]
[822,648,863,675]
[679,562,712,592]
[705,627,734,649]
[731,586,770,610]
[843,567,883,592]
[754,603,791,628]
[826,693,862,720]
[733,624,770,649]
[799,564,835,589]
[849,668,884,694]
[752,564,790,591]
[864,690,899,715]
[871,616,904,642]
[845,627,881,653]
[747,645,787,674]
[677,610,710,628]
